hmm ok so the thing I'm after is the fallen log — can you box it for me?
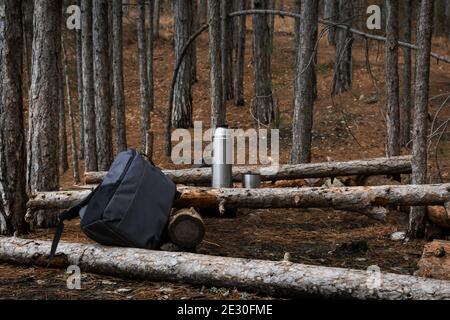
[415,240,450,281]
[427,206,450,229]
[0,237,449,299]
[85,156,412,185]
[168,208,205,249]
[27,184,450,222]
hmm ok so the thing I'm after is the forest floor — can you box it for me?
[2,8,450,300]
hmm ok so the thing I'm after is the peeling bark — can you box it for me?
[1,238,450,300]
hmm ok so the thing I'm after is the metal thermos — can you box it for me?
[242,172,261,189]
[212,125,233,188]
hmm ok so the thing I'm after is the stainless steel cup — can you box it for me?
[242,172,261,189]
[212,125,233,188]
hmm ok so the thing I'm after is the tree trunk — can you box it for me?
[153,0,161,39]
[62,35,81,185]
[221,0,234,102]
[30,183,450,223]
[112,0,127,153]
[27,0,62,228]
[76,0,85,160]
[208,0,225,128]
[0,0,29,235]
[199,0,207,24]
[401,0,413,146]
[137,0,151,150]
[332,0,353,95]
[59,39,69,173]
[147,0,155,110]
[168,208,205,249]
[385,0,400,157]
[252,0,274,124]
[291,0,318,164]
[21,0,33,91]
[81,0,98,172]
[2,238,450,299]
[172,0,193,128]
[408,0,434,239]
[323,0,337,46]
[234,0,247,106]
[93,0,113,171]
[190,0,198,84]
[85,155,413,185]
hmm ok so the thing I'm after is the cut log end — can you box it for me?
[168,208,205,249]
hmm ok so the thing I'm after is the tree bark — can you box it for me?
[401,0,413,147]
[199,0,207,24]
[0,0,29,235]
[291,0,318,164]
[147,0,155,110]
[234,0,247,106]
[62,34,81,185]
[137,0,151,150]
[76,0,85,160]
[153,0,160,39]
[81,0,98,172]
[385,0,400,157]
[208,0,225,128]
[29,183,450,223]
[59,39,69,173]
[323,0,337,46]
[1,238,450,299]
[172,0,193,128]
[252,0,274,124]
[221,0,234,102]
[408,0,434,239]
[27,0,62,228]
[21,0,33,91]
[168,208,205,249]
[112,0,127,153]
[190,0,198,84]
[93,0,113,171]
[85,156,413,185]
[332,0,353,95]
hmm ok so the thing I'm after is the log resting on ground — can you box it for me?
[416,240,450,281]
[85,156,412,185]
[27,184,450,222]
[0,237,449,300]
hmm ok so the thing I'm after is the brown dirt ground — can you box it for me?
[2,4,450,300]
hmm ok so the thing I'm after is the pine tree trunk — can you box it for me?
[27,0,62,228]
[234,0,247,106]
[332,0,353,95]
[190,0,198,84]
[252,0,274,125]
[408,0,434,239]
[153,0,160,39]
[221,0,234,102]
[93,0,113,171]
[112,0,127,153]
[61,35,81,185]
[291,0,318,164]
[199,0,207,24]
[81,0,98,172]
[137,0,151,150]
[0,0,29,235]
[323,0,337,46]
[172,0,193,128]
[76,0,85,160]
[21,0,33,91]
[147,0,155,110]
[385,0,400,157]
[208,0,225,128]
[401,0,413,146]
[59,44,69,173]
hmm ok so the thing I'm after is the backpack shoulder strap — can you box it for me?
[48,187,99,263]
